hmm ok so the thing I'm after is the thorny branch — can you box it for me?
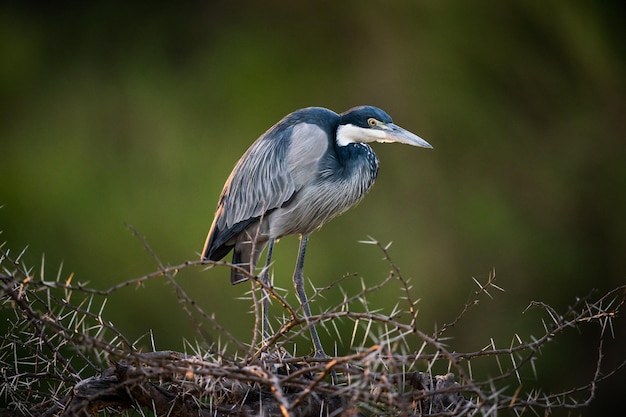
[0,237,624,416]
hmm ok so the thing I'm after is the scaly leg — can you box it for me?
[293,234,327,357]
[292,235,337,383]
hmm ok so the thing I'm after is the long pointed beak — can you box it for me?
[383,123,433,148]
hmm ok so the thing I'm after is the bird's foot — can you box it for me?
[312,349,331,360]
[312,350,338,385]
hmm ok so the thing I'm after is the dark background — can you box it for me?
[1,1,624,413]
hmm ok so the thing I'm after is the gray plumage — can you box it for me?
[201,105,431,358]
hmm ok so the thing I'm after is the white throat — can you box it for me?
[336,124,386,146]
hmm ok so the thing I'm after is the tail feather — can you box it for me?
[202,216,268,285]
[230,248,249,284]
[201,220,224,261]
[230,233,269,285]
[202,215,259,261]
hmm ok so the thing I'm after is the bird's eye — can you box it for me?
[368,118,378,127]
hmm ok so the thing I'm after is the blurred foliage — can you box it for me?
[1,0,625,413]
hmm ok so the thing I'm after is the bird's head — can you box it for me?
[337,106,432,149]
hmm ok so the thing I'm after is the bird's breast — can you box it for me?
[267,143,379,237]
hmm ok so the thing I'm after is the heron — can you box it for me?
[201,106,431,358]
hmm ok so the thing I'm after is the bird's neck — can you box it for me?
[335,142,379,189]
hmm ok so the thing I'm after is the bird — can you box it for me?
[201,105,432,358]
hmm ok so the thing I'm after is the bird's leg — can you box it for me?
[293,234,327,358]
[260,238,275,344]
[294,235,337,384]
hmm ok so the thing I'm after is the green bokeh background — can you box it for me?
[1,1,625,413]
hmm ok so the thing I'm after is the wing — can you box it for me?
[202,109,336,261]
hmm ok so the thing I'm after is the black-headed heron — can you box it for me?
[202,106,432,358]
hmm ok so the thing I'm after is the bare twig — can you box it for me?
[1,236,624,417]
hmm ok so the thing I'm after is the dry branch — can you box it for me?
[1,238,624,416]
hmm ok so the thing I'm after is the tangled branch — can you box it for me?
[0,237,624,416]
